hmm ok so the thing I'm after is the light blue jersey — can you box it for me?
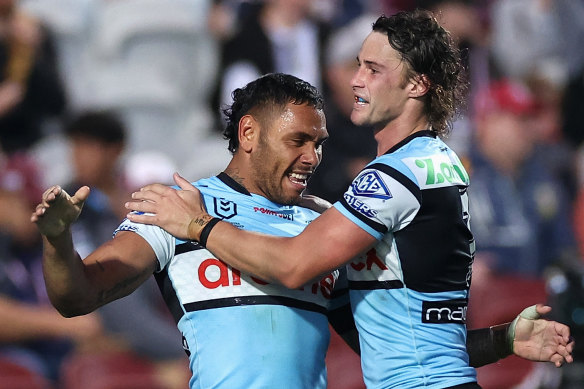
[116,173,346,389]
[334,131,477,388]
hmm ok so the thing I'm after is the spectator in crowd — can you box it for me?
[0,145,109,385]
[489,0,584,84]
[468,79,579,280]
[0,0,66,155]
[416,0,491,161]
[63,110,190,388]
[575,146,584,257]
[214,0,328,123]
[307,13,376,203]
[466,80,581,389]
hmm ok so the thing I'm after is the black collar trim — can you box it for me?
[383,130,436,155]
[216,172,251,196]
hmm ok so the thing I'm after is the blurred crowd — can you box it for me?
[0,0,583,388]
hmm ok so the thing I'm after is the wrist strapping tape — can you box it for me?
[508,305,540,349]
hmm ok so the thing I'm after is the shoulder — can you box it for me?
[297,195,332,214]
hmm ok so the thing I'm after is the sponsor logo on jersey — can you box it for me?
[195,257,334,298]
[422,299,467,324]
[407,155,469,188]
[350,248,388,272]
[116,224,138,233]
[352,171,392,199]
[344,193,377,218]
[214,198,237,219]
[253,207,294,221]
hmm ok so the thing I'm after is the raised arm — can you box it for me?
[467,304,574,368]
[125,173,377,289]
[31,185,157,317]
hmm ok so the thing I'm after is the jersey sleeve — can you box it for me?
[333,162,422,240]
[114,214,176,271]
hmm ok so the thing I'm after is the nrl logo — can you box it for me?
[352,171,392,200]
[214,198,237,219]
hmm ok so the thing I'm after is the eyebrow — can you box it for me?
[287,130,328,142]
[356,56,385,69]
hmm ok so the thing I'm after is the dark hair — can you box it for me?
[222,73,324,153]
[372,9,467,136]
[65,110,126,145]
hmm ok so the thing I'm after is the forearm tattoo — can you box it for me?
[97,267,151,305]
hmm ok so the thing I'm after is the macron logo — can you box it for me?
[352,171,392,200]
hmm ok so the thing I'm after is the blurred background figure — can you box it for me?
[489,0,584,85]
[0,0,66,156]
[0,144,110,387]
[467,79,580,388]
[214,0,328,117]
[62,110,190,389]
[306,13,376,203]
[63,110,128,241]
[412,0,491,162]
[468,79,578,280]
[22,0,229,185]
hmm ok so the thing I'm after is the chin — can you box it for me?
[279,193,302,206]
[282,197,300,206]
[350,113,367,127]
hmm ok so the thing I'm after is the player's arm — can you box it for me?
[126,174,377,289]
[32,185,157,317]
[467,304,574,368]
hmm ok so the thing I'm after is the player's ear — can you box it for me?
[238,115,258,153]
[408,74,430,98]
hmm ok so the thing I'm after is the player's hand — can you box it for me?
[513,304,575,367]
[31,185,89,238]
[125,172,207,240]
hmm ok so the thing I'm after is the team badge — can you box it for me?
[352,171,392,199]
[214,198,237,219]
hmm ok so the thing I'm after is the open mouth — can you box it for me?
[289,172,310,188]
[354,96,368,105]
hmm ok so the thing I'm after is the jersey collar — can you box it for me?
[216,172,252,196]
[383,130,436,155]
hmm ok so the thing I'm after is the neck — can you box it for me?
[223,159,249,191]
[373,115,430,156]
[87,173,128,218]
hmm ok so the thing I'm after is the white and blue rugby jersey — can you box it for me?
[334,131,477,389]
[116,173,345,389]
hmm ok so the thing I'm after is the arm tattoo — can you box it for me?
[97,267,151,304]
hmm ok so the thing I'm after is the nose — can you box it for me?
[300,145,320,168]
[350,66,365,89]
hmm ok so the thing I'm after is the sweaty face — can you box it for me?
[350,31,411,130]
[249,103,328,205]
